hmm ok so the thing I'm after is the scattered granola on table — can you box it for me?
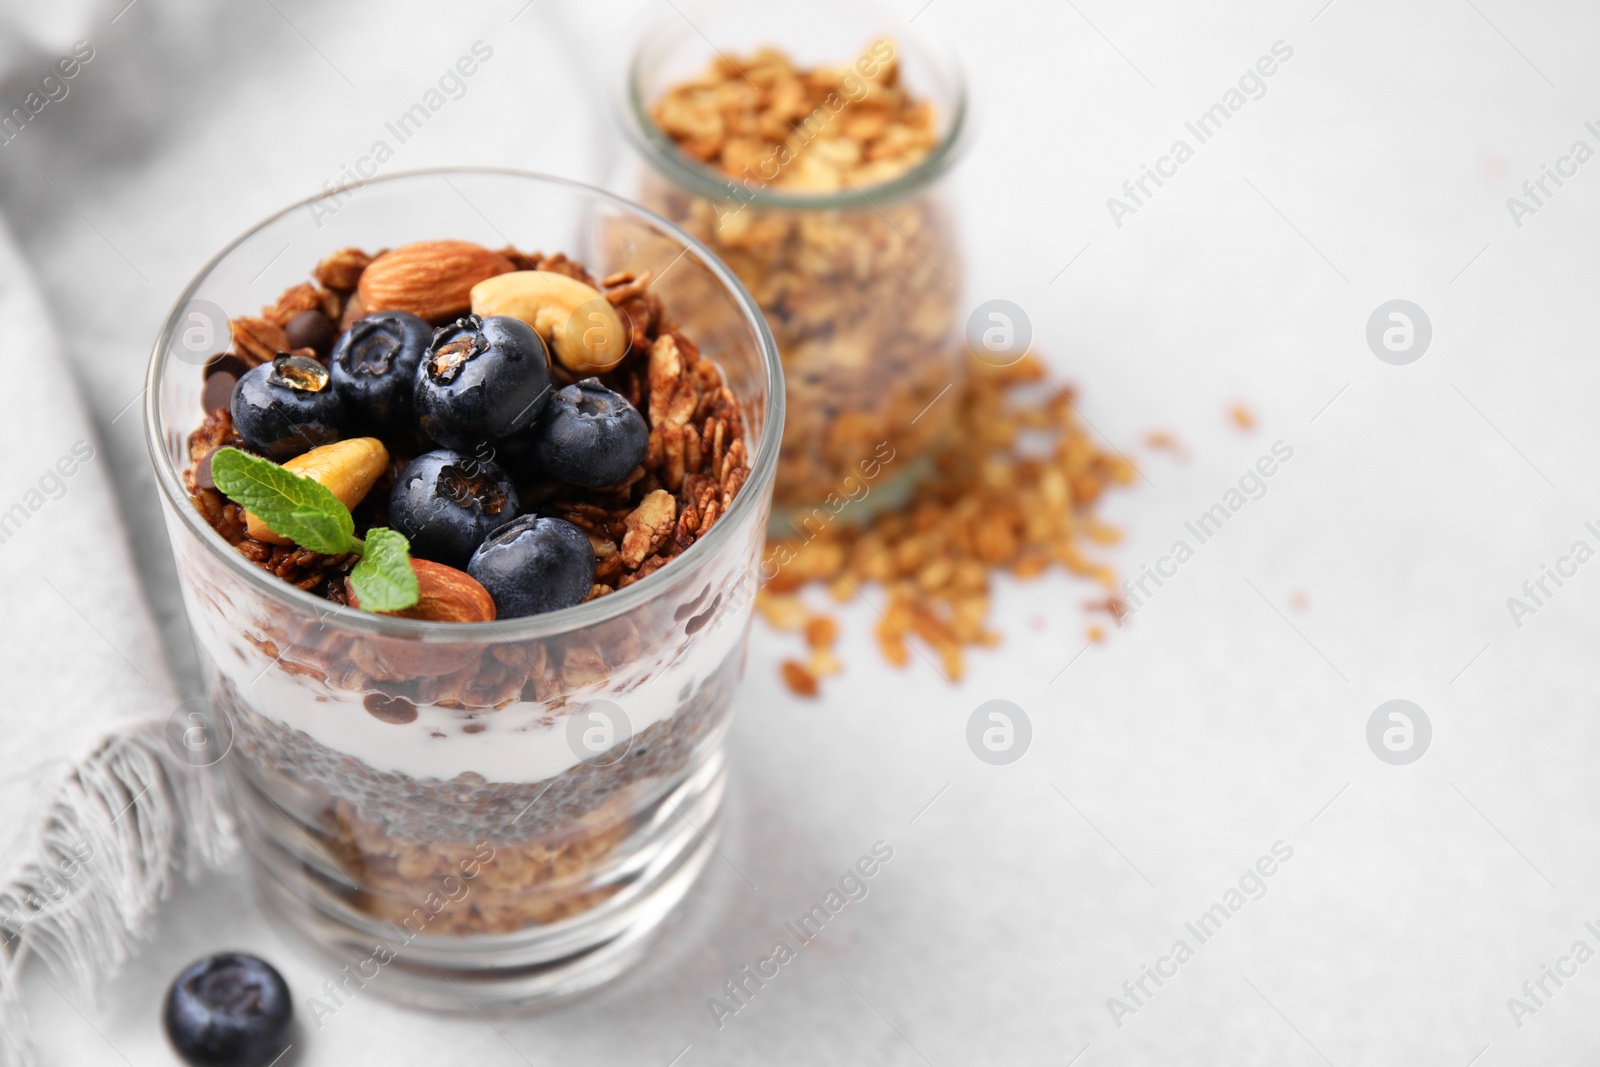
[759,353,1139,693]
[643,38,963,511]
[1144,430,1189,461]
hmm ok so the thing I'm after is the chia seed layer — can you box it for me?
[217,643,742,845]
[208,641,745,933]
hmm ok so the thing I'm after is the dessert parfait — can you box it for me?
[146,172,781,1006]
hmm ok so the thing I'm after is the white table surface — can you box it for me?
[6,0,1600,1062]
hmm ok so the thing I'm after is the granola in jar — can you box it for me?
[628,35,967,517]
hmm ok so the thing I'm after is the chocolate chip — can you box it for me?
[201,371,238,414]
[285,310,338,359]
[204,352,253,380]
[462,723,486,734]
[195,452,217,491]
[364,693,417,724]
[202,354,252,411]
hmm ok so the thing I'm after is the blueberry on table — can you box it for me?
[415,314,553,450]
[468,515,595,618]
[534,378,649,488]
[230,353,344,461]
[389,449,520,568]
[163,952,292,1067]
[330,311,432,431]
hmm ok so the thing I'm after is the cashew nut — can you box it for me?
[470,270,628,374]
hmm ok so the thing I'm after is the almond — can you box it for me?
[246,437,389,545]
[358,240,515,324]
[347,559,496,623]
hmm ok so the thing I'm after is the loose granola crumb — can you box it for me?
[1144,430,1189,460]
[314,247,373,292]
[779,660,820,698]
[755,591,808,632]
[619,490,678,568]
[262,282,328,327]
[228,316,286,365]
[1229,403,1256,431]
[804,616,838,650]
[875,618,910,668]
[808,647,842,678]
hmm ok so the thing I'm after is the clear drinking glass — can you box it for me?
[144,169,782,1008]
[617,0,969,525]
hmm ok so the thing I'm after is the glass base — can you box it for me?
[239,751,727,1012]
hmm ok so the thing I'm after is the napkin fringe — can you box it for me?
[0,721,235,1067]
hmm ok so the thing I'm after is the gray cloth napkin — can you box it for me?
[0,210,231,1067]
[0,8,234,1062]
[0,2,622,1061]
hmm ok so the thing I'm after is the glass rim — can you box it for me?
[144,166,785,645]
[618,9,970,211]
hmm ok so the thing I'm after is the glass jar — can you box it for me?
[145,169,782,1009]
[618,0,969,526]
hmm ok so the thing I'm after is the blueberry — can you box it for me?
[486,430,545,485]
[468,515,595,618]
[533,378,649,488]
[163,952,292,1067]
[229,353,344,461]
[389,449,520,567]
[415,315,553,450]
[330,311,432,431]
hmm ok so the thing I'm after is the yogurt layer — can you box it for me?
[195,607,748,784]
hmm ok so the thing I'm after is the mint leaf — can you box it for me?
[210,448,360,555]
[347,527,421,613]
[210,449,421,616]
[286,506,362,557]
